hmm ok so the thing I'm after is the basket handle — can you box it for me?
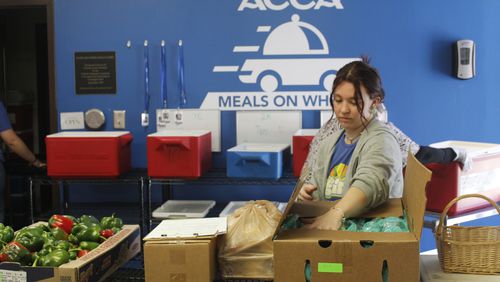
[435,193,500,237]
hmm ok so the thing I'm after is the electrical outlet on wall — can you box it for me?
[113,110,126,129]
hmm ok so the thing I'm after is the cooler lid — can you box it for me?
[148,130,211,137]
[430,140,500,158]
[152,200,215,219]
[293,129,319,136]
[47,131,130,138]
[228,143,290,152]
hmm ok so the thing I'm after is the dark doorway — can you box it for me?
[0,1,55,228]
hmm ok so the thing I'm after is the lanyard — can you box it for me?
[160,40,167,109]
[178,40,187,108]
[144,40,150,113]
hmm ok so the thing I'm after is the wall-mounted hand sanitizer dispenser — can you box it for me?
[454,39,475,79]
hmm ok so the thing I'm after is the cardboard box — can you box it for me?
[426,140,500,215]
[292,129,318,177]
[143,218,226,282]
[46,131,132,177]
[144,237,216,282]
[0,225,141,282]
[227,143,290,179]
[147,130,212,178]
[273,154,432,282]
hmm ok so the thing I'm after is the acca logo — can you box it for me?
[237,0,344,11]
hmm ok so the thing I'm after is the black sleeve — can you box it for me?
[414,146,457,164]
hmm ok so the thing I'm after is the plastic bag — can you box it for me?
[218,200,282,279]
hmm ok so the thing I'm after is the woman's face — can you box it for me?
[332,81,377,131]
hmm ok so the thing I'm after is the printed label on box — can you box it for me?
[0,269,27,281]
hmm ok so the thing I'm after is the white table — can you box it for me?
[420,254,500,281]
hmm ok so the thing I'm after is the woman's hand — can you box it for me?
[298,184,317,201]
[304,207,344,231]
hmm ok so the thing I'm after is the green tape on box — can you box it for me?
[318,262,343,273]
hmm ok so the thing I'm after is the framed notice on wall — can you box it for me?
[74,51,116,94]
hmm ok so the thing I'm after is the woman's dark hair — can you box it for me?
[329,59,385,126]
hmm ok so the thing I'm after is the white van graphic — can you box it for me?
[214,14,358,92]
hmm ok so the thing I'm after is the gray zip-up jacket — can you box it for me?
[308,119,403,210]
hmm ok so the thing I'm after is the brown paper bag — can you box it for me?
[218,200,281,279]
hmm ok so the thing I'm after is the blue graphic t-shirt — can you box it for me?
[325,132,357,200]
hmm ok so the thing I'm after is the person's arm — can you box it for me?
[0,129,45,167]
[306,130,403,230]
[306,187,366,230]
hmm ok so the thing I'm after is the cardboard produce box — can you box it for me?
[143,218,226,282]
[0,225,140,282]
[273,154,432,282]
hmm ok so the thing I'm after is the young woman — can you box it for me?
[298,61,403,230]
[302,105,471,181]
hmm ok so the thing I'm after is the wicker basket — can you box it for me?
[435,193,500,274]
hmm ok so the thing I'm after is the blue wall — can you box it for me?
[54,0,500,165]
[54,0,500,251]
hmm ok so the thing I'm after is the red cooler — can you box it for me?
[46,131,132,177]
[425,141,500,215]
[147,130,212,178]
[292,129,318,177]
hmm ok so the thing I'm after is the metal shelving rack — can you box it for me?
[28,170,147,234]
[146,168,298,230]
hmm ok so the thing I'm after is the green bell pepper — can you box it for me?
[38,248,51,257]
[53,240,71,251]
[15,227,45,252]
[68,234,79,245]
[79,215,100,228]
[111,227,121,234]
[69,249,78,260]
[72,224,100,242]
[50,227,68,241]
[100,214,123,229]
[15,226,44,238]
[0,223,14,248]
[40,249,70,267]
[79,241,100,251]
